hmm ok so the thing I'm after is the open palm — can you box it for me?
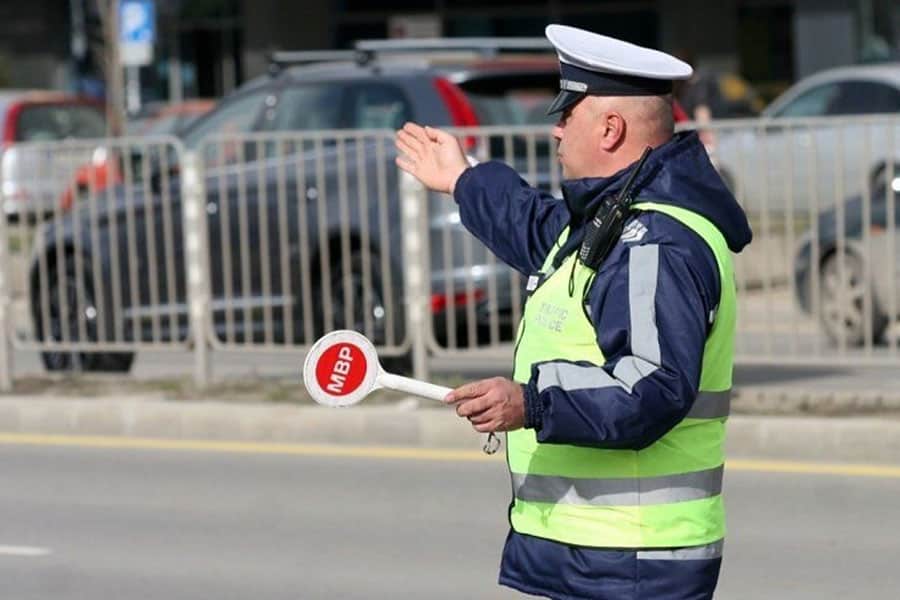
[395,122,469,194]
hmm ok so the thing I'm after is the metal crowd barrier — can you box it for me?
[0,136,190,388]
[0,116,897,390]
[698,115,900,364]
[196,130,410,361]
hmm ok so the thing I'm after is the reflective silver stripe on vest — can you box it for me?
[637,539,724,561]
[536,245,663,395]
[629,245,661,365]
[512,464,723,507]
[687,390,731,419]
[537,362,628,394]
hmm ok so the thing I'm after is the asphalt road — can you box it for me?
[1,440,898,599]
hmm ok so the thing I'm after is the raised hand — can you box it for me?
[395,122,469,194]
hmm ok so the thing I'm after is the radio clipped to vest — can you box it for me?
[578,146,653,270]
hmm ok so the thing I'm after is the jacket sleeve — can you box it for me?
[522,227,720,450]
[453,161,569,274]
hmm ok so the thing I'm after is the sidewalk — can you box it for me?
[1,394,898,464]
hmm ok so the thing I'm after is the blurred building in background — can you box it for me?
[0,0,897,108]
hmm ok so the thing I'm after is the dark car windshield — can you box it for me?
[456,73,559,126]
[15,103,106,141]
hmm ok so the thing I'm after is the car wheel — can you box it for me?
[314,248,410,374]
[870,163,900,193]
[35,260,135,373]
[818,251,888,347]
[327,249,388,339]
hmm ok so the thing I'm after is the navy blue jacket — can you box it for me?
[453,131,751,599]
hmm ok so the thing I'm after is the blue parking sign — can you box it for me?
[120,0,155,45]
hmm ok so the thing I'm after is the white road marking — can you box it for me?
[0,545,52,557]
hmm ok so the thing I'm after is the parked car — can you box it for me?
[794,182,900,345]
[0,90,105,217]
[29,42,564,372]
[127,99,216,136]
[60,99,216,211]
[713,63,900,214]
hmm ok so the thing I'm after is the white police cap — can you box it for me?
[545,24,693,115]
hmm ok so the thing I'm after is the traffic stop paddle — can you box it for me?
[302,330,501,453]
[303,330,452,407]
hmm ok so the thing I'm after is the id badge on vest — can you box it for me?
[525,272,548,297]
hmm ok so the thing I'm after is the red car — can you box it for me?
[0,90,105,217]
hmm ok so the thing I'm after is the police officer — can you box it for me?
[396,24,751,600]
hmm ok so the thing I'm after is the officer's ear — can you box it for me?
[599,110,626,151]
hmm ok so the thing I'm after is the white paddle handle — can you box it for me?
[378,373,452,401]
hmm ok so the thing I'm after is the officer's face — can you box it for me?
[552,97,605,180]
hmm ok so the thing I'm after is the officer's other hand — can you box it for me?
[395,122,469,195]
[444,377,525,433]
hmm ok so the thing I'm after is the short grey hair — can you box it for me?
[588,94,675,139]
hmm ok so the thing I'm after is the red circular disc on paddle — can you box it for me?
[314,342,367,396]
[303,330,381,407]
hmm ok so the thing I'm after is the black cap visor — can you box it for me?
[546,89,585,115]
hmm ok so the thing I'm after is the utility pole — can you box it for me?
[97,0,125,136]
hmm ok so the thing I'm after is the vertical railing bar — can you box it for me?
[337,137,353,333]
[374,135,395,346]
[759,122,773,359]
[236,139,253,344]
[836,125,847,354]
[887,120,897,355]
[483,132,500,347]
[141,142,162,343]
[70,145,88,347]
[87,142,106,344]
[295,136,314,345]
[314,137,333,332]
[786,125,798,355]
[50,142,72,353]
[809,123,822,357]
[36,144,53,350]
[159,142,178,344]
[356,134,374,339]
[276,137,293,345]
[256,138,274,346]
[217,140,235,345]
[462,221,477,349]
[106,142,124,345]
[122,138,141,346]
[861,121,873,355]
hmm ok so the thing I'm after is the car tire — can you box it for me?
[870,163,900,193]
[313,248,411,373]
[818,251,888,347]
[34,259,135,373]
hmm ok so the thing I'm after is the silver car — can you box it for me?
[713,63,900,216]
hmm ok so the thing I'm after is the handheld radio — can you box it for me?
[578,146,653,270]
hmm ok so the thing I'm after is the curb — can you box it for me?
[0,396,898,464]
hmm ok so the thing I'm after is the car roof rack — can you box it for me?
[267,50,364,75]
[355,37,551,55]
[267,37,552,74]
